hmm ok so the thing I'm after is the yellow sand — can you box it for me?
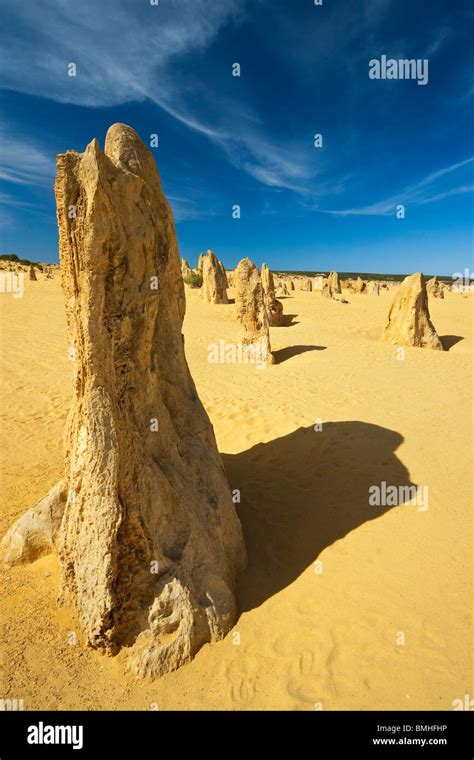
[0,276,472,710]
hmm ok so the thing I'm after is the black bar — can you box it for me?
[0,710,472,757]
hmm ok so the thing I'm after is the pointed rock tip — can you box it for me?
[85,138,102,157]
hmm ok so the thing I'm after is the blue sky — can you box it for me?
[0,0,472,274]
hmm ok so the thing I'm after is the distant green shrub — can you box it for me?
[0,253,41,268]
[183,271,203,288]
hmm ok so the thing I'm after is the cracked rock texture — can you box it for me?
[261,263,284,326]
[381,272,444,350]
[3,123,246,679]
[235,258,275,366]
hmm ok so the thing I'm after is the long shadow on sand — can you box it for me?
[281,313,299,327]
[223,422,416,614]
[440,334,463,351]
[273,344,326,362]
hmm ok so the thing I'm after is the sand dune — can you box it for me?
[0,277,472,709]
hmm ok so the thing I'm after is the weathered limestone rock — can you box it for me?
[235,258,275,365]
[181,257,191,277]
[202,251,229,304]
[367,281,380,295]
[300,277,312,292]
[28,265,37,281]
[381,272,444,350]
[327,271,342,294]
[289,279,295,291]
[217,259,229,289]
[276,281,289,296]
[353,276,367,294]
[427,276,444,299]
[261,263,284,326]
[321,278,335,299]
[3,124,246,678]
[2,482,67,566]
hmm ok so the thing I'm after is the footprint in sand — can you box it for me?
[287,650,320,704]
[226,656,259,705]
[286,643,338,706]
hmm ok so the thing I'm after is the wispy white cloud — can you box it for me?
[420,26,451,59]
[0,0,245,107]
[317,157,474,216]
[0,0,470,208]
[0,0,320,193]
[167,194,217,222]
[414,157,474,189]
[0,123,55,185]
[0,191,43,208]
[217,131,319,194]
[416,184,474,205]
